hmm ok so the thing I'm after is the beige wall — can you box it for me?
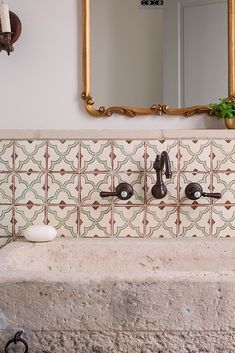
[0,0,224,129]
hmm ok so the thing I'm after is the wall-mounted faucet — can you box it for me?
[151,151,172,199]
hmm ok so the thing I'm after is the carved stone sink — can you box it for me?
[1,238,235,353]
[1,238,235,281]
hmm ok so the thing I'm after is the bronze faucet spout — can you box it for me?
[161,151,172,179]
[151,151,172,199]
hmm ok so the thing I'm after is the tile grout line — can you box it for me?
[45,140,49,227]
[176,141,181,237]
[2,202,228,207]
[77,141,81,237]
[110,140,114,237]
[2,169,235,175]
[12,140,16,239]
[209,141,213,236]
[143,141,148,236]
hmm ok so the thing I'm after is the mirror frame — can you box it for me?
[81,0,235,118]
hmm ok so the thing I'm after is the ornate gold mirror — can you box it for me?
[82,0,235,118]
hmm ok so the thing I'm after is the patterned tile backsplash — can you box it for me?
[0,137,235,238]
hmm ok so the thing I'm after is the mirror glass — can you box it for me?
[90,0,228,109]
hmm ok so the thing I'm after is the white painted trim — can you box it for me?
[179,0,227,106]
[179,1,184,107]
[179,0,226,7]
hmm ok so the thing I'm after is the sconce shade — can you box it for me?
[9,11,22,43]
[0,9,21,54]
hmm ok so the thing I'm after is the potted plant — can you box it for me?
[209,97,235,129]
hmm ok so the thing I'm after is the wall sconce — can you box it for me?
[0,1,22,55]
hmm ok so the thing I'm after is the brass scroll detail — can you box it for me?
[81,93,212,118]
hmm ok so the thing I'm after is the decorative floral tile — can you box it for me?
[3,136,235,242]
[81,173,112,206]
[179,140,211,172]
[81,140,112,172]
[147,173,178,205]
[0,140,13,171]
[180,172,211,205]
[14,205,45,236]
[146,206,178,238]
[47,206,78,237]
[47,173,79,205]
[113,140,145,172]
[14,173,46,205]
[0,173,13,204]
[15,140,46,172]
[48,140,79,171]
[212,172,235,204]
[0,206,13,236]
[212,140,235,171]
[211,206,235,237]
[113,172,145,205]
[80,206,112,237]
[146,140,179,171]
[113,206,144,237]
[179,206,211,237]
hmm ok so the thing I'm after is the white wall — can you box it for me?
[0,0,224,129]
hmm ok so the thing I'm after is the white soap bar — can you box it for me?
[24,225,57,242]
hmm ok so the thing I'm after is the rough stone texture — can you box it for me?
[0,281,234,332]
[1,330,235,353]
[1,239,235,352]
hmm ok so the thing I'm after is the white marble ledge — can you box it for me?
[1,237,235,283]
[0,129,234,140]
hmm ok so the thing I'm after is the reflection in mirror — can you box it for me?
[90,0,228,109]
[91,0,164,107]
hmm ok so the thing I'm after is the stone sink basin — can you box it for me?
[1,238,235,281]
[1,238,235,352]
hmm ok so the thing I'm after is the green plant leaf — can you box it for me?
[209,97,235,120]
